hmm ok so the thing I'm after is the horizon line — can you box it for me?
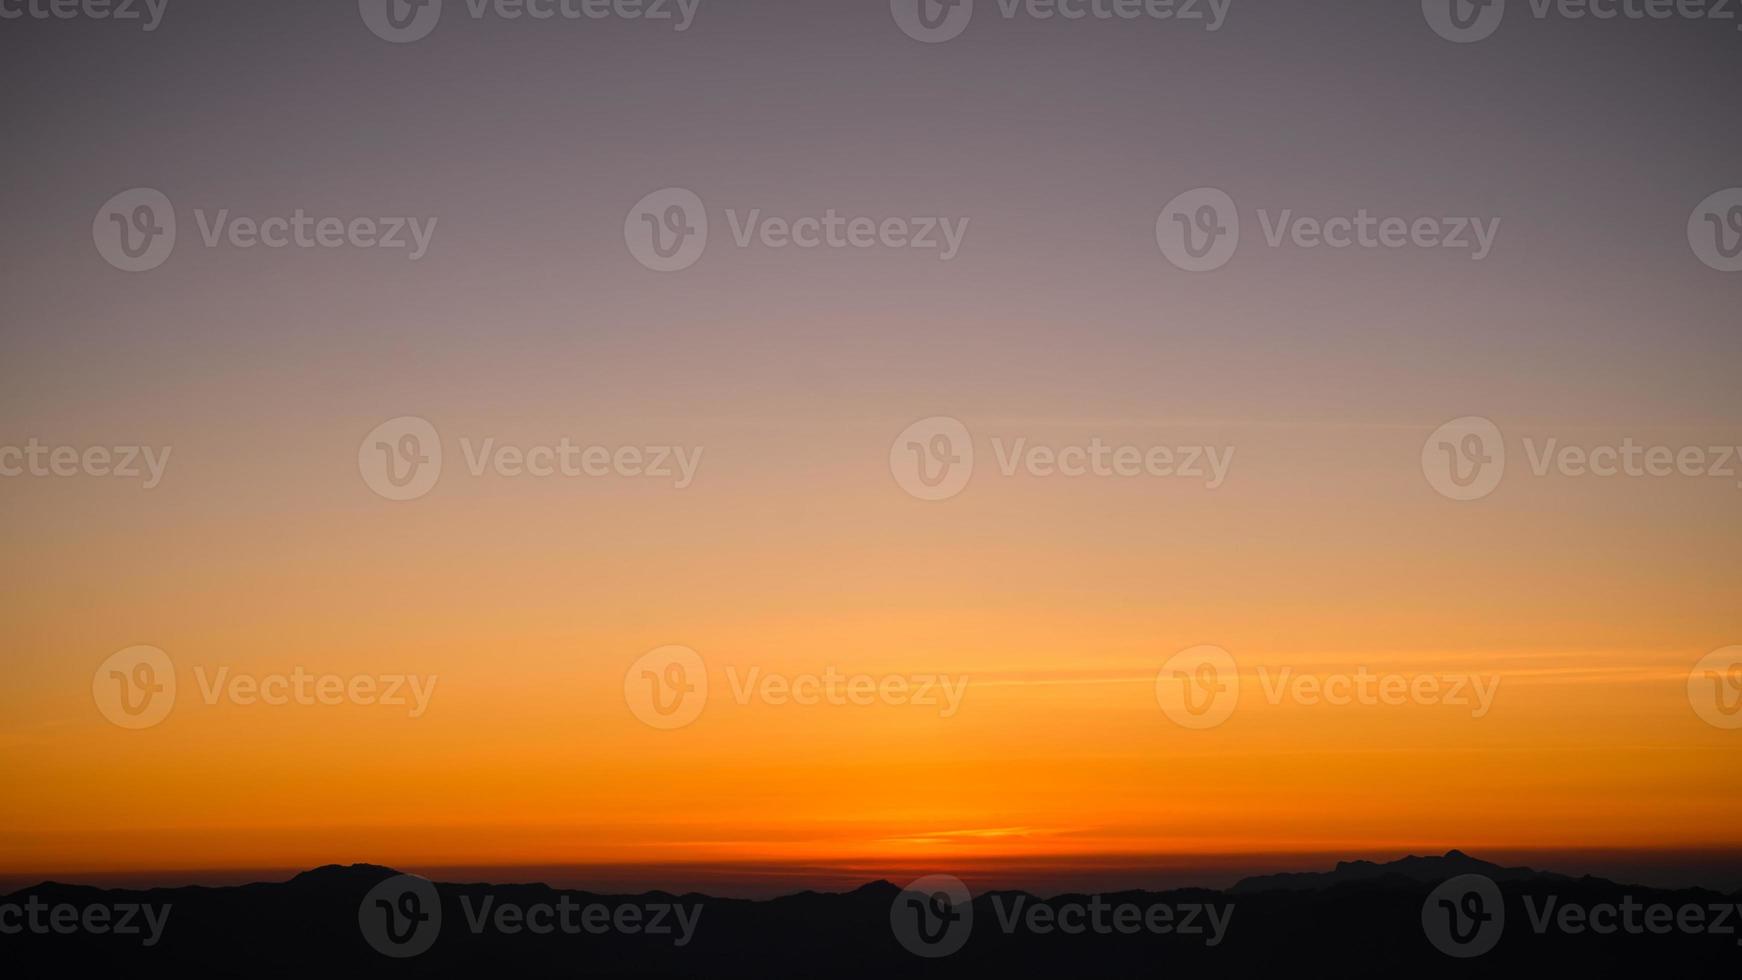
[9,845,1742,898]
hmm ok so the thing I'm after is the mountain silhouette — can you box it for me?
[3,854,1736,977]
[1230,849,1575,892]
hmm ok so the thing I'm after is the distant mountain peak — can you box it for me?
[288,863,403,886]
[1232,851,1557,894]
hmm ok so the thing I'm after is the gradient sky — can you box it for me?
[1,1,1739,894]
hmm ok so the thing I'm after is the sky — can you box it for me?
[1,1,1739,895]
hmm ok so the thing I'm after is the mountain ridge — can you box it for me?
[5,852,1737,977]
[3,850,1703,905]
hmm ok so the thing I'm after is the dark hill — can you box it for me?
[3,854,1736,977]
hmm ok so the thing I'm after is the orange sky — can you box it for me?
[3,3,1741,893]
[3,417,1739,886]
